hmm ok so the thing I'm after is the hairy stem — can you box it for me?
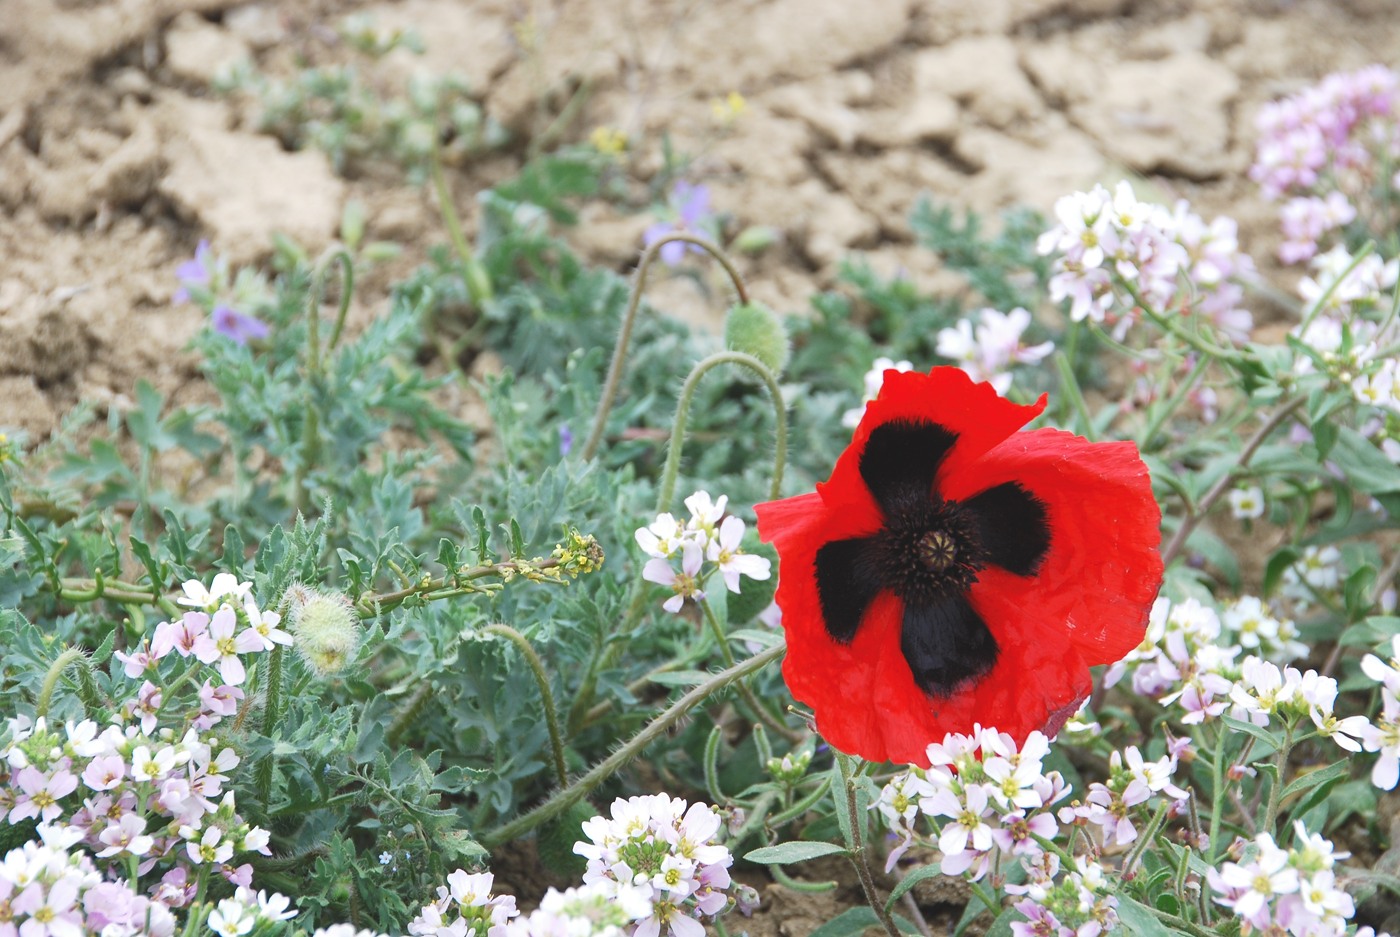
[582,232,750,461]
[1161,395,1306,568]
[481,642,784,849]
[36,647,85,718]
[836,753,900,937]
[657,350,788,509]
[485,623,569,788]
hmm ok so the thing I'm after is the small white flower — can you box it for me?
[643,541,706,614]
[706,515,770,593]
[1227,485,1266,520]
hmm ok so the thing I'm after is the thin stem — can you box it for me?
[699,598,800,742]
[967,880,1003,924]
[430,139,492,307]
[260,644,284,735]
[657,349,788,510]
[1139,354,1211,452]
[1123,800,1170,877]
[1259,725,1295,834]
[582,232,750,461]
[1161,395,1307,568]
[485,624,569,788]
[1207,723,1229,863]
[1054,351,1095,440]
[36,647,85,718]
[481,642,784,849]
[836,753,900,937]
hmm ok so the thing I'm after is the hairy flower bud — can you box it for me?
[286,588,360,677]
[724,302,790,377]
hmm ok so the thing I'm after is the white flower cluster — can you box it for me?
[875,728,1068,879]
[114,572,291,699]
[636,492,770,613]
[1009,855,1119,937]
[505,885,651,937]
[841,357,914,428]
[0,823,178,937]
[1058,744,1189,849]
[935,308,1053,395]
[1279,546,1343,612]
[1209,825,1354,937]
[407,870,518,937]
[1,713,270,901]
[207,886,298,936]
[573,793,733,937]
[1106,596,1307,724]
[1037,181,1255,341]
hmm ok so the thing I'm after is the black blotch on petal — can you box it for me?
[814,537,883,644]
[899,593,999,697]
[859,420,958,517]
[962,482,1050,577]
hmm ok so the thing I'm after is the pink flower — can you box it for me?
[81,755,126,792]
[192,606,264,685]
[112,643,156,679]
[97,812,154,857]
[12,877,83,937]
[10,766,78,823]
[152,612,209,659]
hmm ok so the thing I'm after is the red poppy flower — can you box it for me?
[755,367,1162,767]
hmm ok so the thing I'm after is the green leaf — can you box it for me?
[1115,896,1181,937]
[129,537,165,590]
[807,908,920,937]
[1219,716,1279,760]
[728,628,783,648]
[647,670,713,688]
[984,908,1028,937]
[743,841,848,864]
[1263,546,1301,599]
[222,525,246,573]
[1333,427,1400,495]
[1283,761,1350,818]
[885,864,944,914]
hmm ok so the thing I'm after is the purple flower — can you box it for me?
[174,240,214,304]
[212,304,270,345]
[645,181,714,265]
[558,424,573,457]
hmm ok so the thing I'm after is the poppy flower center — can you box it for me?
[875,499,987,605]
[812,418,1050,699]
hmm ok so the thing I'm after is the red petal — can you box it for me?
[942,427,1163,666]
[820,369,1046,524]
[755,368,1162,768]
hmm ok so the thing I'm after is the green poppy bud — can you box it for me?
[724,302,790,377]
[287,588,361,677]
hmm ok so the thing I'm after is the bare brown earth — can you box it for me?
[2,0,1400,928]
[3,0,1400,442]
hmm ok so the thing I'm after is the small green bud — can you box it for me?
[724,302,790,377]
[732,224,779,254]
[285,587,361,677]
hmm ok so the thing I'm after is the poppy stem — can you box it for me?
[656,349,789,511]
[699,597,801,742]
[484,624,569,789]
[1160,394,1306,568]
[835,753,902,937]
[582,232,750,461]
[480,642,784,849]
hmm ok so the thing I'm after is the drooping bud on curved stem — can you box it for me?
[582,232,751,461]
